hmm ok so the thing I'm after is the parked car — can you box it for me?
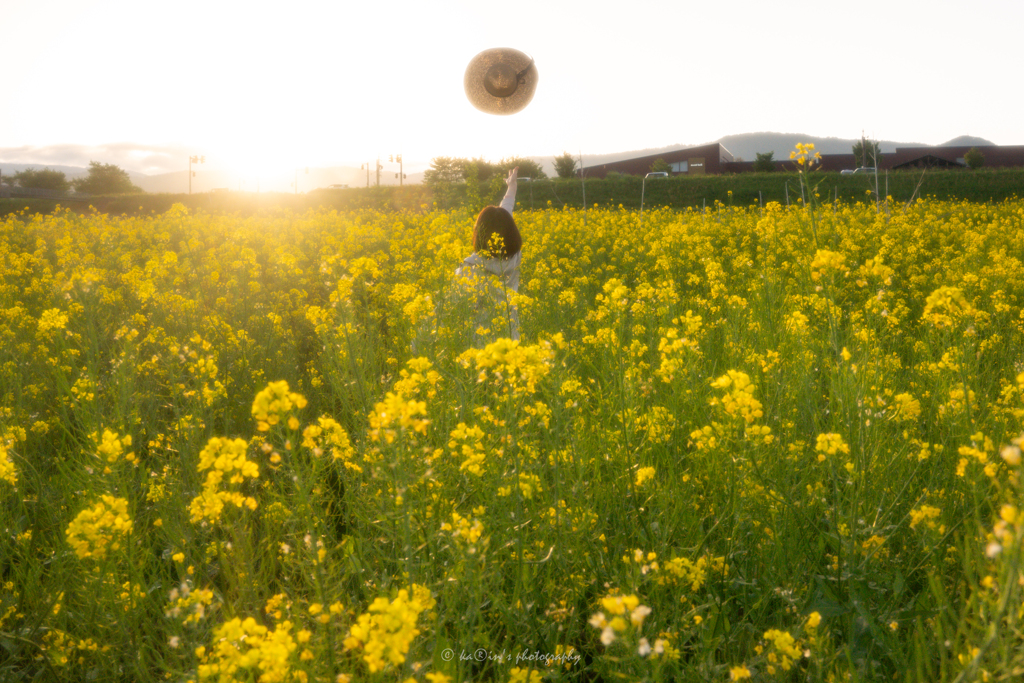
[841,167,876,175]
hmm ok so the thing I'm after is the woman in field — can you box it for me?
[453,166,521,347]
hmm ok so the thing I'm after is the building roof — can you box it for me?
[580,143,734,178]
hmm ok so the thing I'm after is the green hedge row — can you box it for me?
[512,167,1024,210]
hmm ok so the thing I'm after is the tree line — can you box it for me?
[0,161,143,195]
[422,152,580,208]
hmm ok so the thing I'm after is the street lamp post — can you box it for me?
[519,177,533,209]
[640,171,669,230]
[389,154,406,186]
[293,167,308,195]
[189,155,205,195]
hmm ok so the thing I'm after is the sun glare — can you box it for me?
[206,141,304,187]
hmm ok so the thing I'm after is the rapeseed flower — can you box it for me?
[189,437,259,524]
[458,338,555,396]
[635,467,655,486]
[589,593,650,647]
[368,392,428,443]
[909,505,943,532]
[655,556,710,591]
[789,142,821,168]
[922,285,974,329]
[890,393,921,421]
[763,629,801,671]
[166,584,214,625]
[440,511,486,551]
[709,371,763,423]
[37,308,69,335]
[815,433,850,461]
[252,381,308,432]
[508,667,543,683]
[92,429,134,465]
[196,616,297,683]
[810,249,847,281]
[65,495,133,560]
[448,422,486,475]
[343,585,434,673]
[302,417,359,471]
[0,447,16,486]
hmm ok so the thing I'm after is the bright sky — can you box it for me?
[3,0,1023,180]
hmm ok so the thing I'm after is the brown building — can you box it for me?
[802,145,1024,172]
[580,143,734,178]
[885,146,1024,170]
[588,143,1024,176]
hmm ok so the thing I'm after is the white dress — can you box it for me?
[453,181,520,345]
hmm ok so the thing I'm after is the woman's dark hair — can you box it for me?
[473,206,522,258]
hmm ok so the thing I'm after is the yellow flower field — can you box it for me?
[1,192,1024,682]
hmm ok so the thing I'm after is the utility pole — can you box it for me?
[360,163,370,187]
[376,157,382,187]
[189,155,204,194]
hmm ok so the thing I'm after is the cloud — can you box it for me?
[0,142,191,175]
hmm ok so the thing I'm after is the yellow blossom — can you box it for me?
[65,495,133,560]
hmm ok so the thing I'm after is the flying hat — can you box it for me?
[464,48,538,115]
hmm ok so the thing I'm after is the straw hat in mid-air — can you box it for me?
[464,47,538,115]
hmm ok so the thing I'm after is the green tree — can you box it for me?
[498,157,546,180]
[852,139,882,167]
[464,160,485,211]
[71,161,142,194]
[423,157,467,208]
[468,157,500,185]
[422,157,467,186]
[553,152,578,179]
[753,152,775,173]
[13,167,71,192]
[488,158,541,206]
[964,147,985,170]
[650,158,671,174]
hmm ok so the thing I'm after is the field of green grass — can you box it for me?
[2,187,1024,682]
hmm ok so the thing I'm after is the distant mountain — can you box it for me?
[714,132,929,161]
[939,135,995,147]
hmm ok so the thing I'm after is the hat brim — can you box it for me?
[464,48,538,116]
